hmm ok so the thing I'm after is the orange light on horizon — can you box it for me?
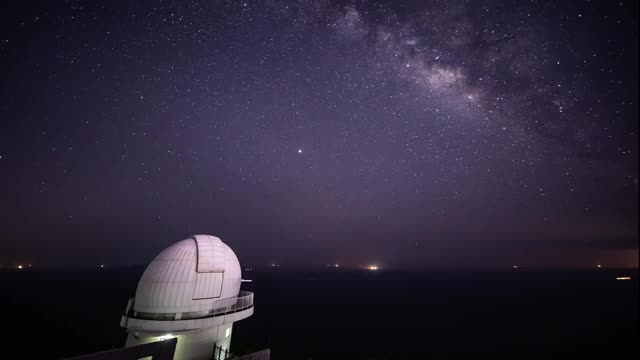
[616,277,631,281]
[368,265,379,271]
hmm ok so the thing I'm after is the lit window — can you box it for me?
[225,328,231,338]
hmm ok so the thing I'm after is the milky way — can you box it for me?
[1,0,637,268]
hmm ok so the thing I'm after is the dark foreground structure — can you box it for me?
[66,338,270,360]
[67,338,177,360]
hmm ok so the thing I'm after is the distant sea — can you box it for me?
[1,267,637,359]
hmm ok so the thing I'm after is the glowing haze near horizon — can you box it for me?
[1,0,638,268]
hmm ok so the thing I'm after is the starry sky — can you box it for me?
[1,0,638,269]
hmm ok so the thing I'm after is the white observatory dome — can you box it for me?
[132,234,242,316]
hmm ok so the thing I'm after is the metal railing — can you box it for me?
[128,291,254,321]
[207,290,254,318]
[212,344,229,360]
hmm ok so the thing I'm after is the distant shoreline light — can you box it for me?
[616,277,631,281]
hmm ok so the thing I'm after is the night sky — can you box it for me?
[1,0,638,269]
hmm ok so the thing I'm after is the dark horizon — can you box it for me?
[1,0,638,269]
[3,259,639,271]
[3,264,637,359]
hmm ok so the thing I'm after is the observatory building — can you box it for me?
[120,235,254,360]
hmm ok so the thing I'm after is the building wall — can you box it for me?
[125,323,234,360]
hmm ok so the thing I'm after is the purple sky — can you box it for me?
[1,0,637,269]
